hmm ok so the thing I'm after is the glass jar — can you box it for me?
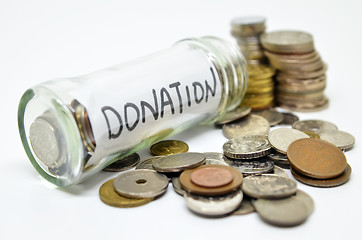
[18,36,248,187]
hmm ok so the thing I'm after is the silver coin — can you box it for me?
[136,156,164,170]
[203,152,229,166]
[215,106,251,127]
[113,169,169,199]
[152,152,206,173]
[319,130,355,151]
[253,190,314,227]
[224,157,274,175]
[184,190,243,216]
[222,115,270,139]
[280,112,299,125]
[231,196,255,215]
[292,119,338,134]
[103,153,140,172]
[242,175,297,199]
[223,135,272,159]
[266,151,289,163]
[263,166,289,178]
[252,109,284,126]
[268,128,310,154]
[171,177,185,196]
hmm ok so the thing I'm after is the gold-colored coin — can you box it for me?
[246,85,274,94]
[302,131,320,139]
[248,65,276,79]
[99,178,153,208]
[150,140,189,156]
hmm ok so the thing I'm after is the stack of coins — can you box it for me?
[230,16,267,64]
[260,30,328,112]
[230,16,277,110]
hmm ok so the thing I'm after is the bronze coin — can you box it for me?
[287,138,347,179]
[180,165,243,196]
[291,164,351,188]
[190,167,234,188]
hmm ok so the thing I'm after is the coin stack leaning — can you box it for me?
[230,16,276,110]
[260,30,328,112]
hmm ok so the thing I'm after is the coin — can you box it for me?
[150,140,189,156]
[215,106,251,127]
[319,130,355,151]
[224,157,274,175]
[303,131,320,139]
[223,135,272,159]
[222,114,270,139]
[231,196,255,215]
[291,164,352,188]
[171,177,186,196]
[184,189,243,216]
[190,167,234,188]
[263,166,289,178]
[113,169,169,199]
[267,151,289,163]
[252,109,284,126]
[279,112,299,126]
[103,153,140,172]
[203,152,229,166]
[242,175,297,199]
[136,156,164,170]
[248,65,276,79]
[268,128,310,154]
[99,178,153,208]
[292,119,338,134]
[180,165,243,196]
[287,138,347,179]
[253,190,314,227]
[278,97,329,113]
[152,152,206,173]
[260,30,314,54]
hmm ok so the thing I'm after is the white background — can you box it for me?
[1,0,362,239]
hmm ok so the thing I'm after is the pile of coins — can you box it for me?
[98,108,355,226]
[230,16,267,64]
[230,16,276,110]
[260,30,328,112]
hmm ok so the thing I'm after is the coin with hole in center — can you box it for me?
[292,120,338,134]
[113,169,169,199]
[190,167,234,188]
[99,178,153,208]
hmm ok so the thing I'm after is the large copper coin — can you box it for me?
[180,165,243,196]
[287,138,347,179]
[291,164,351,188]
[190,167,234,188]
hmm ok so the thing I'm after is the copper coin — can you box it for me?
[190,167,234,188]
[287,138,347,179]
[180,165,243,196]
[291,164,351,188]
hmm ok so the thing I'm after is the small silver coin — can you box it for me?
[252,109,284,126]
[152,152,206,173]
[263,166,289,178]
[267,151,289,163]
[319,130,355,151]
[292,119,338,134]
[242,175,297,199]
[136,156,164,170]
[203,152,229,166]
[280,112,299,125]
[184,190,243,216]
[223,135,272,159]
[253,190,314,227]
[171,177,186,196]
[268,128,310,154]
[113,169,169,199]
[224,157,274,175]
[231,196,255,215]
[222,115,270,139]
[215,106,251,127]
[103,153,140,172]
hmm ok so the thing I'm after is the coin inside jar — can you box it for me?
[150,140,189,156]
[190,167,234,188]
